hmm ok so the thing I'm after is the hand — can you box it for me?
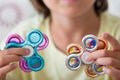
[0,48,29,80]
[86,33,120,80]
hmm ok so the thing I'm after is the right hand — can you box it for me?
[0,48,30,80]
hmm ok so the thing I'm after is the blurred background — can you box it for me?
[0,0,120,43]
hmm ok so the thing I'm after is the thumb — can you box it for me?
[102,33,120,51]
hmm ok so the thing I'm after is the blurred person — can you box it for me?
[0,0,120,80]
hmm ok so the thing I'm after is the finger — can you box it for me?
[102,33,120,51]
[103,67,120,80]
[86,49,109,61]
[1,48,30,56]
[0,63,17,76]
[96,57,120,69]
[0,55,21,67]
[86,49,120,62]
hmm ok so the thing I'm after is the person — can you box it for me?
[0,0,120,80]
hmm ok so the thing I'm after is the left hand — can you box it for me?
[86,33,120,80]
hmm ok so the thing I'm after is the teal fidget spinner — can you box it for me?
[5,29,49,72]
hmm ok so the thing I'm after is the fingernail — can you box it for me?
[25,49,30,55]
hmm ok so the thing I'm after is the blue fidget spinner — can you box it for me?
[5,29,49,72]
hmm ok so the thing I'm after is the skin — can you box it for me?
[0,48,30,80]
[0,0,120,80]
[86,33,120,80]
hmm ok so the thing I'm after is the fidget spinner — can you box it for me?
[66,34,108,78]
[4,29,49,72]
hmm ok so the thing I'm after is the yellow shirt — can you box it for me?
[1,12,120,80]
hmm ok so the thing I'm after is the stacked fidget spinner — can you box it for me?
[65,34,108,78]
[4,29,49,72]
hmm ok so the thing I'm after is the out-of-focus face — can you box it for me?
[43,0,95,17]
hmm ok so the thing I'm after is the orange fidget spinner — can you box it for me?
[65,34,108,78]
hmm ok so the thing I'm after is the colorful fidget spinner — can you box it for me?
[5,29,49,72]
[66,34,108,78]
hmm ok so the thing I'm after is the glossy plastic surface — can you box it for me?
[66,34,108,78]
[5,29,49,72]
